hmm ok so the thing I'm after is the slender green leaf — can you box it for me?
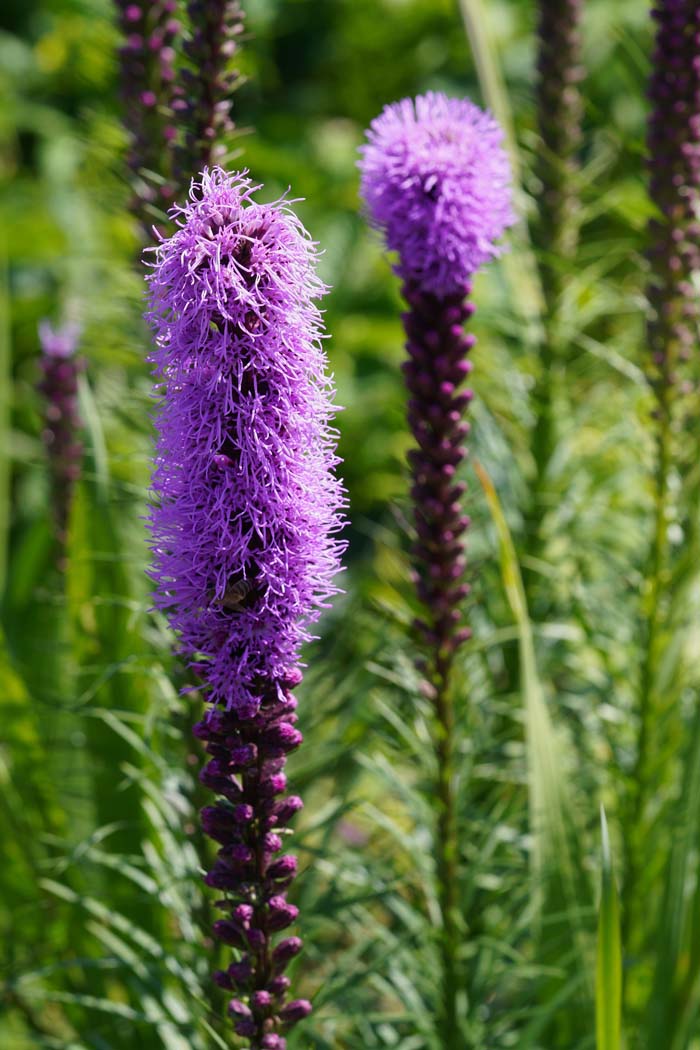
[596,806,622,1050]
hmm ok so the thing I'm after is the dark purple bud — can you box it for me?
[279,999,313,1025]
[272,936,303,970]
[267,896,299,931]
[234,1019,257,1038]
[252,990,273,1011]
[246,927,267,951]
[228,956,253,986]
[261,772,287,797]
[228,743,258,768]
[263,833,283,854]
[268,975,291,998]
[213,969,233,989]
[261,1036,287,1050]
[231,903,253,926]
[213,920,246,947]
[268,855,298,880]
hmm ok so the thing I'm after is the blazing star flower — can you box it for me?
[147,168,344,713]
[147,168,345,1046]
[359,96,513,1035]
[38,321,83,560]
[359,92,513,665]
[359,91,513,297]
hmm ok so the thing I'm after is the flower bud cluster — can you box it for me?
[114,1,180,233]
[534,0,584,271]
[37,322,84,560]
[174,1,246,183]
[196,670,311,1047]
[402,285,476,661]
[647,1,700,400]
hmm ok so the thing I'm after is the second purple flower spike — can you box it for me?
[359,91,513,684]
[359,91,513,1042]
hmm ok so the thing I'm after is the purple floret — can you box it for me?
[147,168,345,714]
[359,91,514,297]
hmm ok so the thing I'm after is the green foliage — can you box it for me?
[1,1,699,1049]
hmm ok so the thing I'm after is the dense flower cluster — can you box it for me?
[38,322,83,559]
[147,168,345,1046]
[147,169,344,713]
[174,0,245,183]
[647,0,700,396]
[359,92,513,298]
[198,672,311,1048]
[401,283,476,663]
[359,93,513,664]
[114,0,180,232]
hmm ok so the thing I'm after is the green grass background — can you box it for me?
[2,1,698,1048]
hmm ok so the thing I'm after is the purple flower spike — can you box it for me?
[38,321,84,561]
[359,94,513,1038]
[147,168,345,712]
[147,168,345,1046]
[359,92,513,298]
[535,0,584,269]
[114,0,180,235]
[647,0,700,400]
[625,1,700,939]
[175,1,246,183]
[359,93,513,664]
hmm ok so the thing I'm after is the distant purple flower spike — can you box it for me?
[625,0,700,944]
[38,321,84,562]
[535,0,584,269]
[114,0,180,235]
[147,168,345,1046]
[174,0,246,184]
[359,91,513,665]
[359,92,513,297]
[359,92,513,1040]
[647,0,700,398]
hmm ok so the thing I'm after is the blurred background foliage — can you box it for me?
[2,1,698,1048]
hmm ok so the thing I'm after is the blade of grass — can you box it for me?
[596,805,622,1050]
[457,0,544,329]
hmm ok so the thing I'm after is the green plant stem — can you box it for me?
[433,653,461,1049]
[623,399,671,953]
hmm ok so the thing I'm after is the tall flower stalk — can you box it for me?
[37,321,83,563]
[527,0,584,600]
[626,0,700,949]
[359,92,513,1044]
[114,1,180,235]
[174,1,246,185]
[147,169,345,1048]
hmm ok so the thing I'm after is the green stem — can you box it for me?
[433,655,461,1050]
[622,399,670,952]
